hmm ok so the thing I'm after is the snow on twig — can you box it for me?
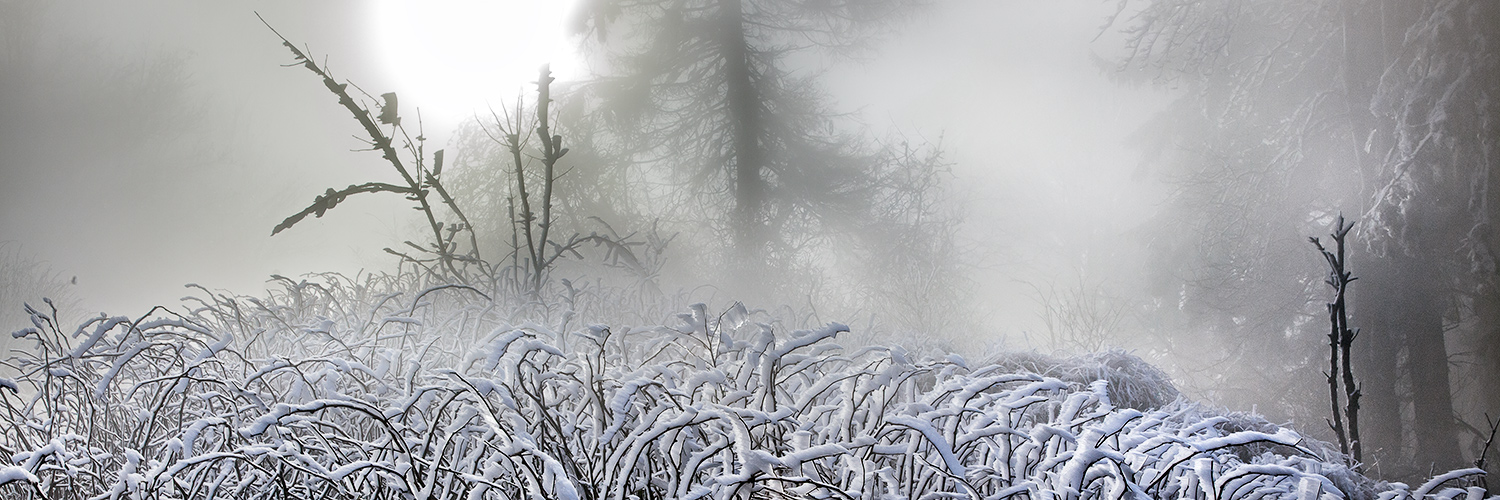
[0,278,1485,500]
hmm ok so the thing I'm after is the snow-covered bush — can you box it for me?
[983,350,1181,412]
[0,277,1492,500]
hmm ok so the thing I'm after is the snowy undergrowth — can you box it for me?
[0,276,1492,500]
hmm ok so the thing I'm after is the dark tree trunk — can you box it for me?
[719,0,766,260]
[1357,249,1463,476]
[1342,0,1401,474]
[1476,290,1500,465]
[716,0,775,300]
[1397,252,1462,471]
[1354,252,1409,475]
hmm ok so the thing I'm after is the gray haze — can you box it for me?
[2,0,1164,337]
[4,0,1496,481]
[822,0,1171,347]
[2,1,415,318]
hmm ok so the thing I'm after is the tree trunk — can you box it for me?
[1474,287,1500,464]
[1356,249,1463,477]
[1342,0,1402,475]
[716,0,773,298]
[719,0,766,259]
[1397,252,1462,472]
[1354,252,1408,475]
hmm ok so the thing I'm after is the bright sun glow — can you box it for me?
[370,0,583,133]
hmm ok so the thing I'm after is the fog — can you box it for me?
[2,1,399,315]
[821,0,1171,346]
[1,0,1164,337]
[2,0,1495,481]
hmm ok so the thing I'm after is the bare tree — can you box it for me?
[1311,215,1362,466]
[263,16,485,287]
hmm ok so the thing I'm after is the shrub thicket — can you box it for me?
[2,275,1490,499]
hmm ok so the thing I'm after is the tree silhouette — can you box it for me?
[568,0,921,298]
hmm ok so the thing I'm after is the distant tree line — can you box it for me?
[1109,0,1499,480]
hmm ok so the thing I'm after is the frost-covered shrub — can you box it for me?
[984,350,1181,411]
[0,279,1492,500]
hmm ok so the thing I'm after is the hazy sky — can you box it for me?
[823,0,1170,345]
[1,0,1168,343]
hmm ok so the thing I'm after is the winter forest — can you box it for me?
[0,0,1497,498]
